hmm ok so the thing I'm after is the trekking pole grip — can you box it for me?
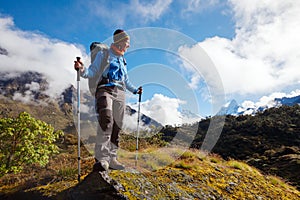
[76,57,81,81]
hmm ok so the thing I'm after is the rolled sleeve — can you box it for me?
[124,74,138,94]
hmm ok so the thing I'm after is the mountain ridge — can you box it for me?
[190,104,300,190]
[218,95,300,116]
[0,71,162,131]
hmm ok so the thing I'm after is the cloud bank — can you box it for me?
[242,89,300,110]
[0,16,87,98]
[129,94,186,126]
[180,0,300,96]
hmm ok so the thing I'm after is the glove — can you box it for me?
[134,86,143,94]
[74,57,84,71]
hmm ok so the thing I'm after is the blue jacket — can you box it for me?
[81,48,138,94]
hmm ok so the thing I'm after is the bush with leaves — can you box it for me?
[0,112,63,176]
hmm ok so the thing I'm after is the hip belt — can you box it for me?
[97,77,125,90]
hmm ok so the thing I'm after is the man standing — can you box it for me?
[74,29,142,171]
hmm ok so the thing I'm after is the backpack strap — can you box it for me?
[122,56,127,66]
[100,48,110,77]
[88,45,110,96]
[95,49,110,87]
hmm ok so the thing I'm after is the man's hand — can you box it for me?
[137,86,143,94]
[74,57,84,71]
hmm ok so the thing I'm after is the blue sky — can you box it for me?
[0,1,234,48]
[1,0,300,125]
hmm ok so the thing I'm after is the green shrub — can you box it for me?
[0,112,63,176]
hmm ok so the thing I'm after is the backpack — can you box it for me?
[88,42,110,96]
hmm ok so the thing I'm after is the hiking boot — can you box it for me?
[109,158,125,170]
[93,160,109,172]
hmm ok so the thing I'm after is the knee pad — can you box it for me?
[98,108,113,131]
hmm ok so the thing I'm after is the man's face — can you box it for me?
[118,38,130,52]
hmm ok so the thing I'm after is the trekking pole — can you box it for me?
[135,92,142,167]
[75,57,81,182]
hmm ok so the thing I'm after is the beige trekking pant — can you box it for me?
[94,86,125,162]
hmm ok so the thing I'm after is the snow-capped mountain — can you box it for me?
[275,95,300,106]
[218,94,300,116]
[217,99,240,116]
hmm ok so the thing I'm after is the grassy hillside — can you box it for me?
[0,98,300,199]
[0,132,299,200]
[0,97,73,132]
[111,149,300,199]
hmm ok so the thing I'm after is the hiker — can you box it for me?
[74,29,142,171]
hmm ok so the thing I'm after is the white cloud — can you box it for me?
[11,89,48,105]
[123,112,152,134]
[131,0,172,22]
[181,1,300,96]
[182,0,220,14]
[188,74,201,90]
[130,93,185,126]
[240,100,255,109]
[240,89,300,112]
[123,112,139,131]
[0,16,88,98]
[25,82,40,91]
[12,92,32,104]
[178,43,225,111]
[90,0,172,26]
